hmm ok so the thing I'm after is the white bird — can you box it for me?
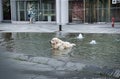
[90,40,97,44]
[77,33,84,39]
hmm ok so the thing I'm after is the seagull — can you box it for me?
[77,33,84,39]
[90,40,97,44]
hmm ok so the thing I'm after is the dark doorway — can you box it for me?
[69,0,84,23]
[2,0,11,22]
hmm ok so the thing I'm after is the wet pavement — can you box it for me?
[0,50,118,79]
[0,23,120,33]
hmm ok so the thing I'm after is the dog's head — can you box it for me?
[50,38,61,45]
[50,37,63,49]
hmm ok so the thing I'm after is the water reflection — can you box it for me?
[52,48,72,56]
[0,33,120,68]
[0,33,14,52]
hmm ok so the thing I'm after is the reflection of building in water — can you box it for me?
[2,33,12,41]
[0,0,120,24]
[0,33,14,52]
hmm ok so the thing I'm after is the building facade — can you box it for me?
[0,0,120,24]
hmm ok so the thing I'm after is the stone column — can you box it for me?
[61,0,68,25]
[56,0,68,25]
[0,0,3,22]
[56,0,60,24]
[10,0,17,22]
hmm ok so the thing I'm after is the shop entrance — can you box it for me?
[85,0,97,23]
[69,0,84,23]
[69,0,111,24]
[16,0,56,22]
[85,0,110,23]
[2,0,11,22]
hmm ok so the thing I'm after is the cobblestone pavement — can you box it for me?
[0,23,120,33]
[0,47,120,79]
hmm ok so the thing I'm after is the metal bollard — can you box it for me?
[59,25,62,31]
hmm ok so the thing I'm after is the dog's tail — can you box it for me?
[71,43,76,46]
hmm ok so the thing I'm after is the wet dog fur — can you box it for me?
[50,37,76,50]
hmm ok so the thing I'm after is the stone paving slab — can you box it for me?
[0,51,120,79]
[2,52,86,71]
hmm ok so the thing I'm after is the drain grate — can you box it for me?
[101,69,120,78]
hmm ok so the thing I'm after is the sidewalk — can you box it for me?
[0,23,120,33]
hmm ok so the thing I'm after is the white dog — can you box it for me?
[50,37,76,50]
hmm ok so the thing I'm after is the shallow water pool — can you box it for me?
[0,32,120,69]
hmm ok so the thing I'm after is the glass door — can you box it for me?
[16,1,38,21]
[85,0,96,23]
[85,0,110,23]
[16,0,56,22]
[2,0,11,21]
[95,0,110,22]
[16,1,25,21]
[27,1,38,21]
[38,0,56,21]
